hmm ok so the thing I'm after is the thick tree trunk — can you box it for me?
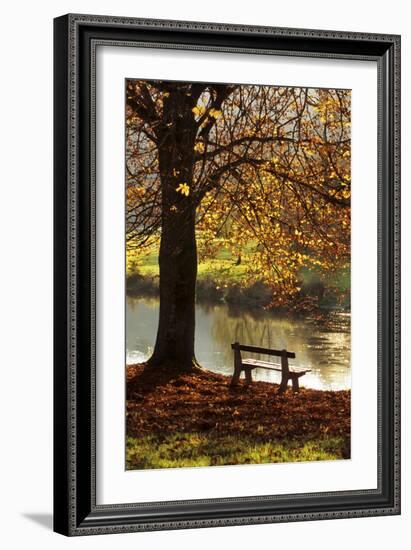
[149,204,198,369]
[148,88,199,370]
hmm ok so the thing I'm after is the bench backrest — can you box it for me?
[231,342,295,359]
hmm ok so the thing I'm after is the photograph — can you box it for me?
[125,78,352,470]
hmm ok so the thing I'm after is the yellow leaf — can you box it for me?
[209,108,222,119]
[176,183,190,196]
[194,142,205,153]
[192,105,206,118]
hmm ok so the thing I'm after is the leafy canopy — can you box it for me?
[126,81,351,305]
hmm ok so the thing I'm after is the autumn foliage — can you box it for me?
[126,81,351,307]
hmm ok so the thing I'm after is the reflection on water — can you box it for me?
[126,297,351,391]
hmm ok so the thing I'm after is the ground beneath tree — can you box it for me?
[126,363,350,469]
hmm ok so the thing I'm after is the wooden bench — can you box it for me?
[230,342,311,393]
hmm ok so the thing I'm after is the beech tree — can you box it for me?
[126,80,351,370]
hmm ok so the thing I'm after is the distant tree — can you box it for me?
[126,80,351,369]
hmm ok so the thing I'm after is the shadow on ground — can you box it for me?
[23,513,53,531]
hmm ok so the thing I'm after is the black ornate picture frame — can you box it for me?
[53,13,400,536]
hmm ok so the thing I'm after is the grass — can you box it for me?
[126,432,347,470]
[128,239,251,284]
[127,241,350,310]
[300,265,350,295]
[128,240,350,295]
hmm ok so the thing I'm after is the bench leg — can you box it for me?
[230,365,242,386]
[278,376,289,394]
[244,367,253,385]
[291,375,300,392]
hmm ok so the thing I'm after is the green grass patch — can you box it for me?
[129,242,350,290]
[300,265,349,289]
[129,241,251,284]
[126,432,348,470]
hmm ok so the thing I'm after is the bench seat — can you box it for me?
[242,358,311,375]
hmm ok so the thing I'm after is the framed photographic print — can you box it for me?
[53,14,401,536]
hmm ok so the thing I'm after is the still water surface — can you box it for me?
[126,297,351,391]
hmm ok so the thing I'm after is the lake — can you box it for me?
[126,297,351,391]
